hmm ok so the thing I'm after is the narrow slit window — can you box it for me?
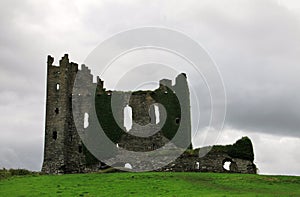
[84,113,89,129]
[52,131,57,140]
[55,108,59,114]
[78,145,83,153]
[56,83,60,90]
[124,105,132,131]
[154,105,160,124]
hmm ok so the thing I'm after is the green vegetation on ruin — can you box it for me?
[184,137,255,162]
[1,171,299,196]
[209,137,254,161]
[94,87,181,144]
[151,88,181,140]
[94,90,124,144]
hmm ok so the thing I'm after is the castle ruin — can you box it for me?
[42,54,257,174]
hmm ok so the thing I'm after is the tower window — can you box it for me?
[124,105,132,131]
[55,108,59,114]
[52,131,57,140]
[84,112,89,129]
[56,83,60,90]
[78,145,83,153]
[154,105,160,124]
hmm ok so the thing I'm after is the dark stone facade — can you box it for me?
[42,55,257,174]
[158,140,257,174]
[42,55,84,174]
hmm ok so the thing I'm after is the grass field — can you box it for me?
[0,172,299,196]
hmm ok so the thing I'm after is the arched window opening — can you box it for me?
[124,163,132,169]
[223,161,231,171]
[56,83,60,90]
[124,105,132,131]
[222,158,238,172]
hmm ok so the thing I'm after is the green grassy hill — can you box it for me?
[0,172,299,196]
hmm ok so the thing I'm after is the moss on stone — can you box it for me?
[210,137,254,161]
[82,144,99,166]
[94,91,124,143]
[227,136,254,162]
[151,87,181,140]
[94,86,181,144]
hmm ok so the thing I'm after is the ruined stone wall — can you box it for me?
[159,151,256,174]
[42,54,191,173]
[158,137,257,174]
[42,55,256,174]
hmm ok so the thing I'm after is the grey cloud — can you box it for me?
[0,0,299,175]
[174,0,300,138]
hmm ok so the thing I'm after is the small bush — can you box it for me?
[9,169,32,176]
[0,168,37,180]
[0,168,11,179]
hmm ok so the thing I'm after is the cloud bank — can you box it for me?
[0,0,299,175]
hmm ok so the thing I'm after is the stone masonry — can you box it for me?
[42,55,257,174]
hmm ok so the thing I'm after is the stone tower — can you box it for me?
[42,54,86,174]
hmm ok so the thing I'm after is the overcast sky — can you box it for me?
[1,0,300,175]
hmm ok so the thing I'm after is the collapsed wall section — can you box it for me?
[158,137,257,174]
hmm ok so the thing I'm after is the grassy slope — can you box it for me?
[0,172,299,197]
